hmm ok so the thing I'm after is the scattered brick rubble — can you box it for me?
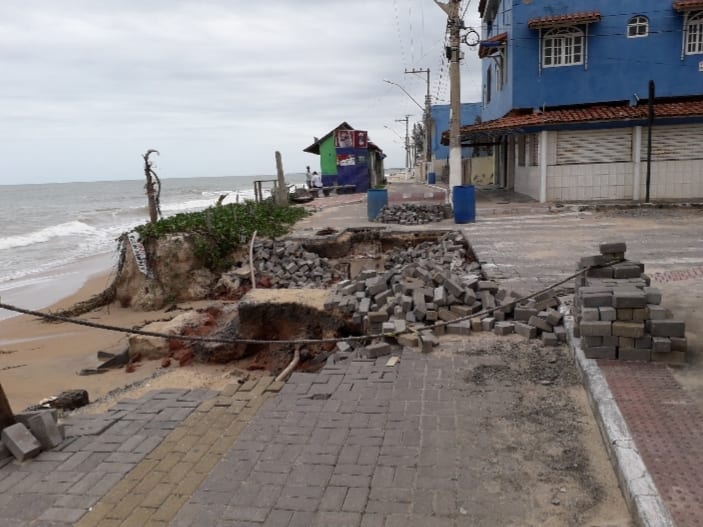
[373,203,452,224]
[0,408,64,462]
[573,242,687,363]
[324,232,567,360]
[217,239,345,290]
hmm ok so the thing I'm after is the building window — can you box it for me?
[686,11,703,55]
[517,136,526,167]
[486,66,492,103]
[542,27,584,67]
[528,134,539,166]
[627,15,649,38]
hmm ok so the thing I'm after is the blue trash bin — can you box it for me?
[453,185,476,223]
[367,188,388,221]
[428,172,436,184]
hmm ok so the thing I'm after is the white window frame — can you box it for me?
[542,26,585,68]
[685,11,703,55]
[627,15,649,38]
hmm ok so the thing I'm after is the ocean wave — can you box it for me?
[160,190,260,213]
[0,221,98,251]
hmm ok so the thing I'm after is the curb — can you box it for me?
[563,312,675,527]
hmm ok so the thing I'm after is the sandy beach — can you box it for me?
[0,268,232,413]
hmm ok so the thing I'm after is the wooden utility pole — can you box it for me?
[143,149,161,224]
[435,0,463,192]
[274,151,288,206]
[0,383,15,432]
[404,68,432,164]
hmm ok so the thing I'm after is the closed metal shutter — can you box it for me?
[642,124,703,161]
[557,129,632,165]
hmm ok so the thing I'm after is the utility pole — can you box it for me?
[395,115,411,171]
[435,0,463,193]
[404,68,432,167]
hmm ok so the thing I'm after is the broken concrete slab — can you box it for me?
[1,423,42,461]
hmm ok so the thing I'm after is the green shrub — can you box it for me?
[134,201,309,271]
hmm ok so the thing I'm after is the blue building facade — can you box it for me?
[464,0,703,202]
[480,0,703,121]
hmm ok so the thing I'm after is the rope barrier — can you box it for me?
[0,264,595,348]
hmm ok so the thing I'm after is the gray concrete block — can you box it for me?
[632,308,647,322]
[613,290,647,308]
[553,325,567,342]
[481,317,495,331]
[635,335,652,349]
[545,309,563,326]
[599,307,616,321]
[425,310,438,322]
[514,322,537,339]
[1,423,42,461]
[514,306,539,322]
[670,337,688,352]
[612,263,642,279]
[579,254,609,268]
[542,332,558,346]
[26,411,64,450]
[580,321,612,337]
[493,309,506,322]
[586,266,614,279]
[438,308,459,322]
[419,332,439,353]
[447,321,472,335]
[450,305,473,317]
[533,297,558,311]
[652,337,672,353]
[582,336,603,348]
[433,286,447,306]
[581,308,600,321]
[619,348,651,362]
[647,305,671,320]
[619,337,635,349]
[603,335,619,347]
[599,242,627,255]
[364,342,392,359]
[494,322,515,336]
[528,315,552,333]
[644,287,662,305]
[612,321,645,338]
[616,308,633,321]
[581,292,612,308]
[368,311,388,323]
[479,290,496,309]
[463,289,477,305]
[0,441,11,460]
[584,346,616,360]
[397,333,418,347]
[470,318,483,332]
[648,320,685,338]
[443,278,464,297]
[478,280,499,292]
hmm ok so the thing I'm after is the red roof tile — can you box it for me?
[673,0,703,11]
[478,32,508,58]
[528,11,601,29]
[451,99,703,142]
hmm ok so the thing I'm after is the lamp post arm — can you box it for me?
[383,80,425,112]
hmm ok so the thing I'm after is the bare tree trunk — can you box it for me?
[0,383,15,432]
[143,149,161,223]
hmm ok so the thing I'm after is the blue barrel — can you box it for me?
[428,172,436,184]
[367,188,388,221]
[453,185,476,223]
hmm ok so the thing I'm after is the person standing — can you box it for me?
[305,166,312,189]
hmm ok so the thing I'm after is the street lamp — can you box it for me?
[383,80,424,112]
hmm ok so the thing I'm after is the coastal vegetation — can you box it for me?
[135,201,309,272]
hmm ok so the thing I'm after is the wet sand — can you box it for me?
[0,271,229,413]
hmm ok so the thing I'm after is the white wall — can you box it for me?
[514,166,541,200]
[548,163,634,201]
[642,160,703,199]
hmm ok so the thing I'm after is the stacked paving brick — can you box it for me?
[325,232,567,359]
[219,239,344,289]
[574,242,687,363]
[0,408,64,462]
[373,203,452,224]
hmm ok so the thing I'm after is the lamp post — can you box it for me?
[384,79,428,175]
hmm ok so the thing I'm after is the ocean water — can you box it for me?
[0,174,305,320]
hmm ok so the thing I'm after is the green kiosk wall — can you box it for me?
[319,135,338,176]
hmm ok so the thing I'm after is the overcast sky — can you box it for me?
[0,1,482,185]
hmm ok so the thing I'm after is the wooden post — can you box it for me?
[0,383,15,432]
[274,151,288,206]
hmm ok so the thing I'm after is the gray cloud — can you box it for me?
[0,1,482,184]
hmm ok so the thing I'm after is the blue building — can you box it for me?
[430,102,494,184]
[461,0,703,201]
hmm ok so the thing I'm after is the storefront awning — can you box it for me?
[478,32,508,59]
[673,0,703,11]
[527,11,601,29]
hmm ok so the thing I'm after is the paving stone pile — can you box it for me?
[0,408,64,462]
[218,239,344,290]
[573,242,687,363]
[325,232,567,359]
[373,203,451,224]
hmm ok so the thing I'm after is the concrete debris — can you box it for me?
[1,423,42,462]
[373,203,452,224]
[328,231,566,356]
[219,239,345,290]
[574,242,687,363]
